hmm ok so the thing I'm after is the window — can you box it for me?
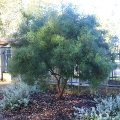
[4,48,11,72]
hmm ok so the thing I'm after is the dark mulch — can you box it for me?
[0,92,96,120]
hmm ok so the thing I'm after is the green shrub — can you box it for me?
[21,75,50,92]
[0,81,37,111]
[36,76,50,92]
[70,94,120,120]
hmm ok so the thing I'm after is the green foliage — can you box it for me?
[9,4,114,93]
[55,4,81,39]
[0,82,37,110]
[8,45,48,84]
[21,75,50,92]
[37,76,50,92]
[52,39,77,78]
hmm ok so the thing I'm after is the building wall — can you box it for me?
[0,47,6,79]
[0,45,11,80]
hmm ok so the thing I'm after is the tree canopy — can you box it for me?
[8,4,115,99]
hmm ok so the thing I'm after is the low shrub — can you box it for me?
[37,77,50,92]
[70,94,120,120]
[0,81,37,111]
[22,75,50,92]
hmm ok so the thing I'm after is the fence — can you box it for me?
[49,83,120,96]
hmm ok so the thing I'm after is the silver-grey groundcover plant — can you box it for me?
[69,94,120,120]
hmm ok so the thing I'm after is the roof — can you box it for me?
[0,41,9,45]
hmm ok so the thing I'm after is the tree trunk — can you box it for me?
[58,79,67,99]
[52,73,67,99]
[53,74,61,97]
[57,79,61,96]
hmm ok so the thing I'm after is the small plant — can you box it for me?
[0,81,37,110]
[70,94,120,120]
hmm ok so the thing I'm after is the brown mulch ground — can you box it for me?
[0,92,96,120]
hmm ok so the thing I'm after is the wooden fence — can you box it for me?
[49,83,120,96]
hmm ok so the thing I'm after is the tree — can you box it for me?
[8,4,114,99]
[0,0,50,39]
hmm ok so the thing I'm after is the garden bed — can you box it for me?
[0,92,96,120]
[0,81,120,120]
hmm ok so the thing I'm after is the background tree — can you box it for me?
[0,0,51,39]
[8,4,115,99]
